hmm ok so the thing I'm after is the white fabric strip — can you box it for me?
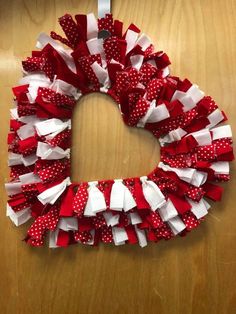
[37,177,71,205]
[57,217,78,231]
[159,128,187,145]
[167,216,186,235]
[91,61,110,88]
[190,129,212,146]
[134,225,147,248]
[36,33,76,73]
[207,109,224,128]
[112,227,128,245]
[35,118,70,136]
[210,161,229,175]
[19,172,41,184]
[49,229,59,248]
[188,198,210,219]
[103,212,120,227]
[36,142,70,160]
[136,34,151,51]
[5,182,22,196]
[137,100,170,127]
[125,29,139,54]
[50,79,81,99]
[212,125,232,140]
[171,84,204,112]
[84,181,106,216]
[130,55,144,70]
[140,176,166,210]
[21,155,38,166]
[129,212,142,225]
[158,199,178,221]
[158,162,207,187]
[6,204,31,227]
[17,124,35,140]
[110,179,136,212]
[87,13,98,40]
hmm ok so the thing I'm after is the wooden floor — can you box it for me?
[0,1,236,313]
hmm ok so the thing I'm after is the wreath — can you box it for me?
[5,13,234,248]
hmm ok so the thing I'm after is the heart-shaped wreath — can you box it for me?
[5,13,234,248]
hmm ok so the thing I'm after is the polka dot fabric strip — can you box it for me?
[5,13,234,248]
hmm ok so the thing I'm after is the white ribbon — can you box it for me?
[171,84,204,112]
[6,204,31,227]
[189,129,212,146]
[125,29,139,54]
[158,199,178,221]
[167,216,186,235]
[158,162,207,187]
[136,34,151,51]
[159,128,187,145]
[129,212,142,225]
[35,118,70,136]
[140,176,166,211]
[5,182,22,196]
[17,124,35,140]
[130,55,144,70]
[207,109,224,128]
[50,79,81,99]
[19,172,41,184]
[57,217,78,231]
[212,125,232,140]
[134,225,147,248]
[84,181,106,216]
[36,142,70,160]
[91,61,110,89]
[21,155,38,166]
[137,100,170,127]
[87,13,98,40]
[211,161,229,175]
[19,74,51,103]
[110,179,136,212]
[112,227,128,245]
[8,153,38,166]
[188,198,210,219]
[37,177,71,205]
[36,33,76,73]
[103,212,120,226]
[49,229,59,248]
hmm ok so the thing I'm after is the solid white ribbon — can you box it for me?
[171,84,204,112]
[57,217,78,231]
[91,61,110,89]
[103,212,120,227]
[188,198,210,219]
[36,142,70,160]
[134,225,147,248]
[87,38,105,55]
[140,176,166,211]
[130,54,144,70]
[110,179,137,212]
[158,199,178,221]
[125,29,139,54]
[210,161,229,175]
[35,118,70,136]
[167,216,186,235]
[190,129,212,146]
[87,13,98,40]
[158,162,207,187]
[49,229,59,248]
[84,181,106,216]
[36,33,76,73]
[137,100,170,127]
[112,227,128,245]
[19,74,51,103]
[8,153,38,166]
[129,212,142,225]
[17,123,35,140]
[5,182,22,196]
[136,34,151,51]
[21,155,38,166]
[50,79,81,99]
[159,128,187,145]
[207,109,224,128]
[19,172,41,184]
[37,177,71,205]
[6,204,31,227]
[212,125,232,140]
